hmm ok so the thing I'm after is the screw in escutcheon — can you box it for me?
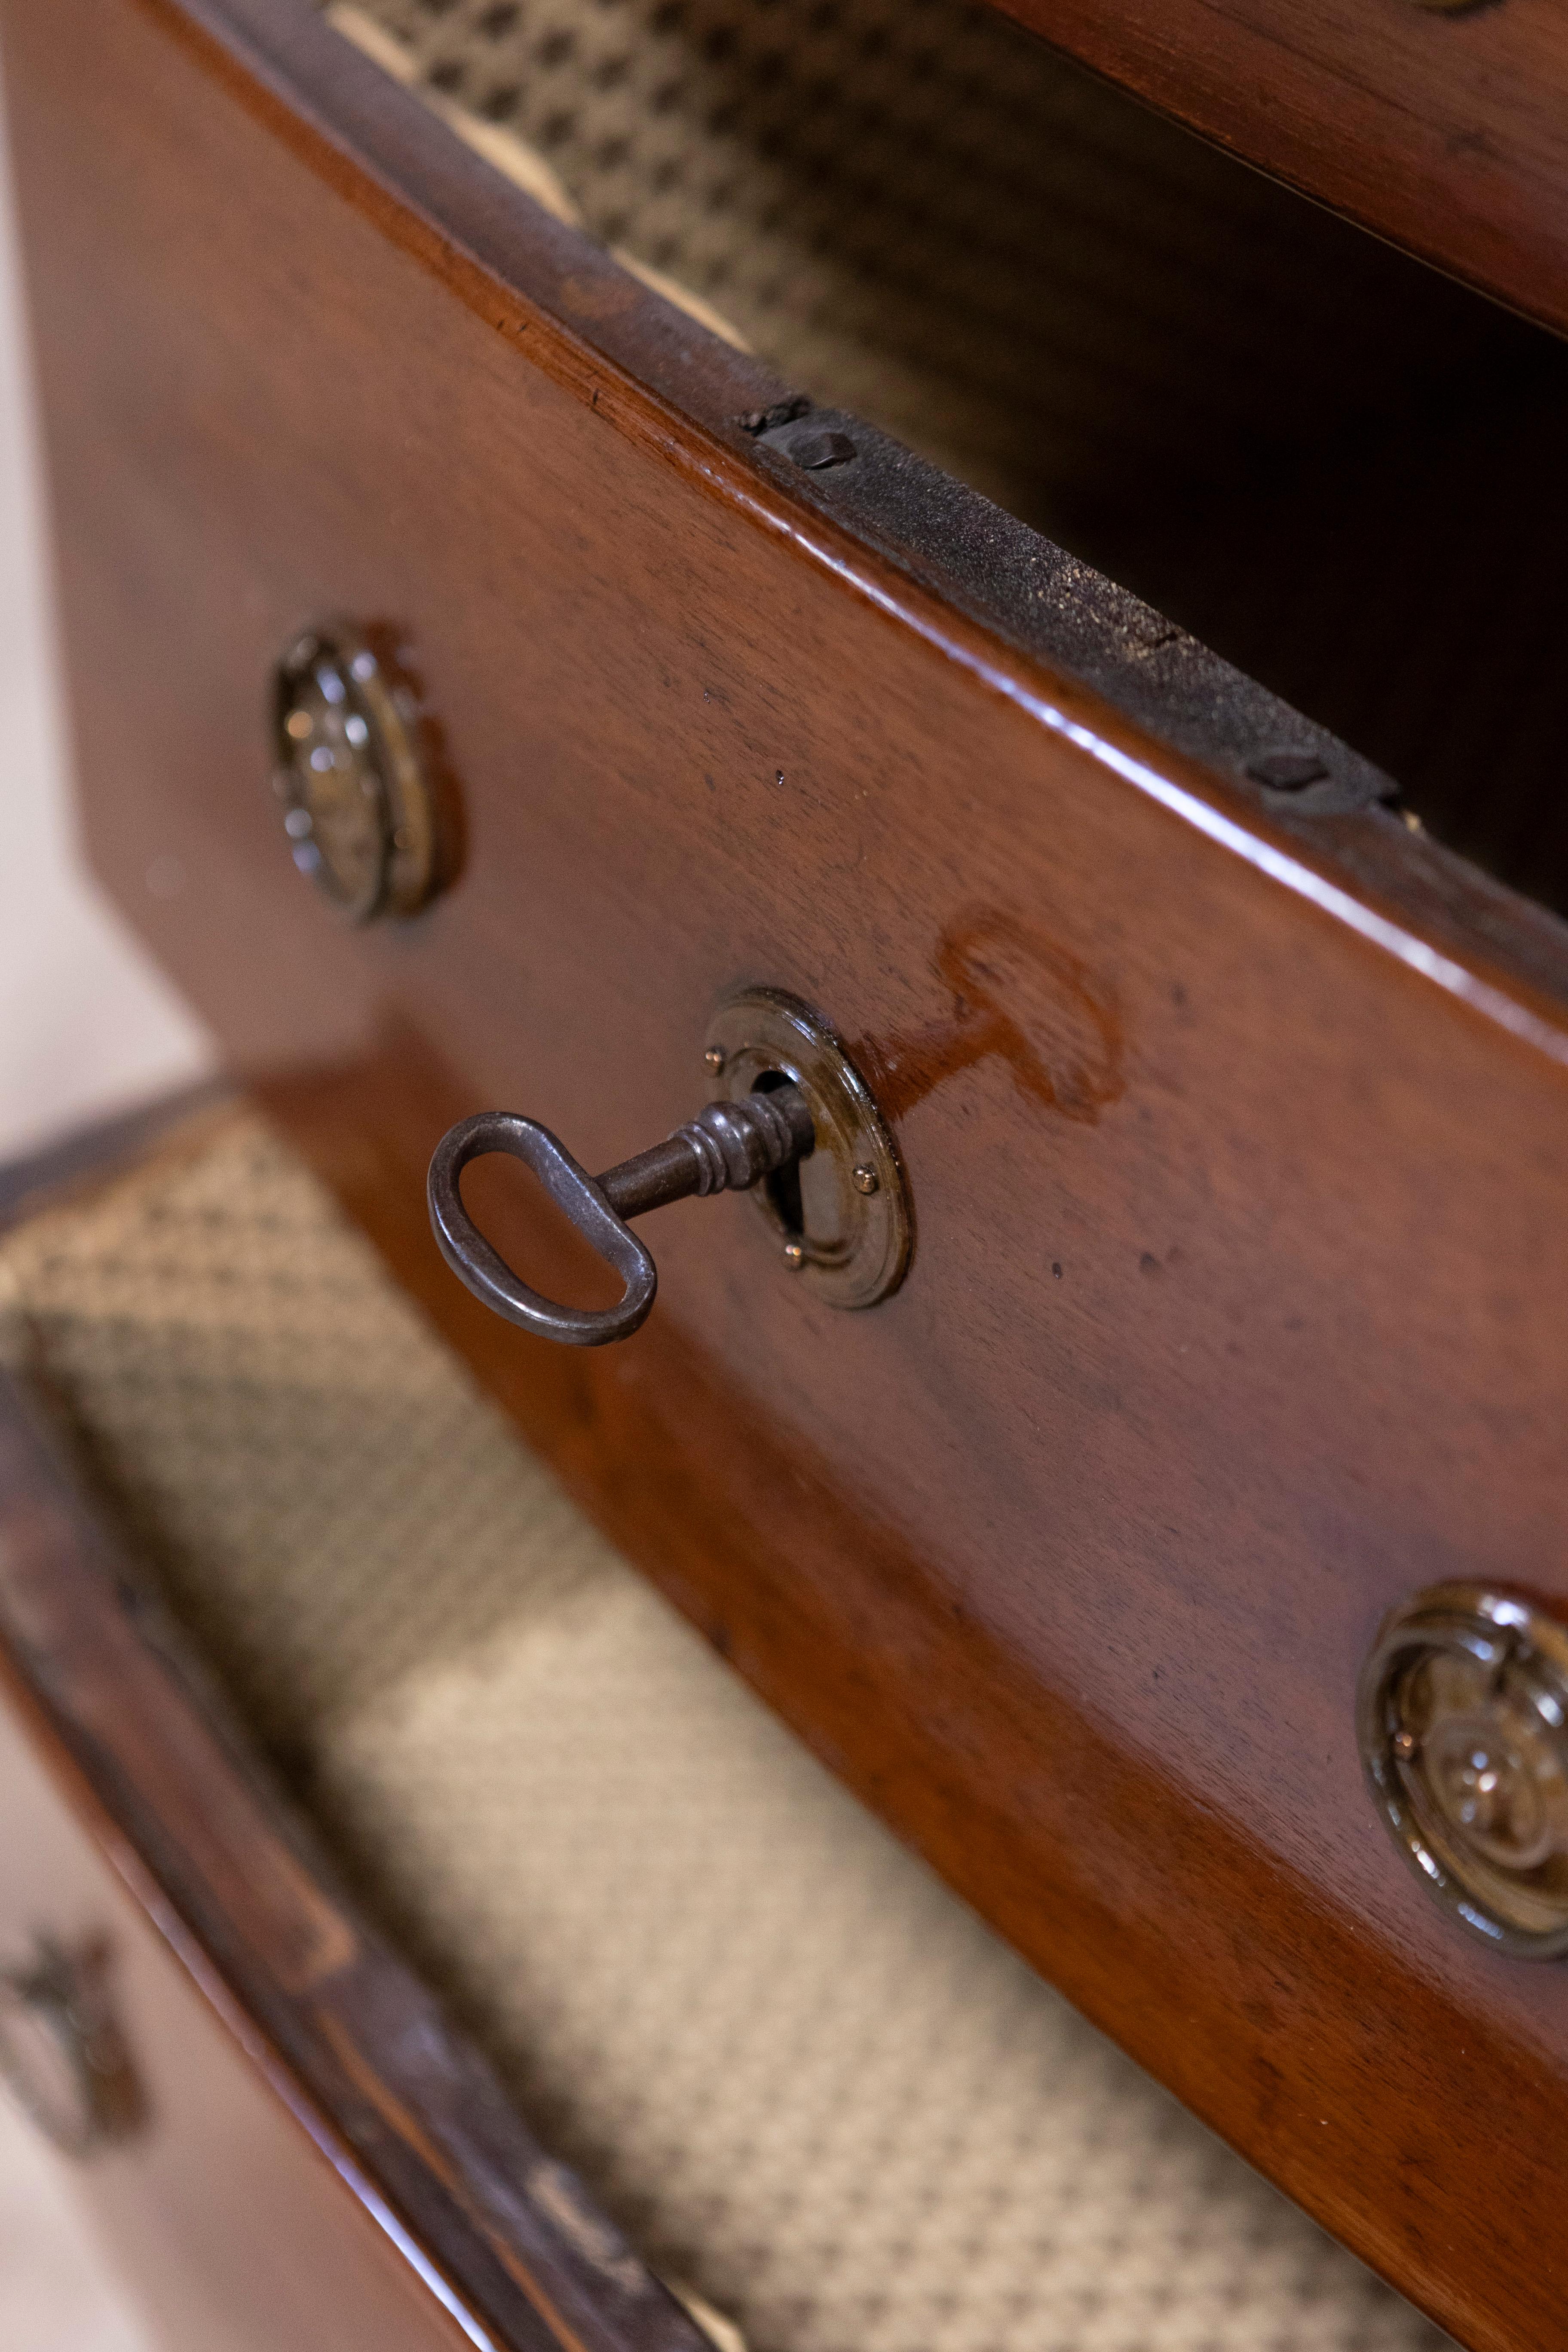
[704,1047,726,1075]
[781,1240,807,1270]
[851,1164,879,1195]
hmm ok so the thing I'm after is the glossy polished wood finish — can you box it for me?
[9,6,1568,2348]
[0,1115,715,2352]
[998,0,1568,341]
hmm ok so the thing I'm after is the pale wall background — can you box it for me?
[0,45,214,2351]
[0,60,214,1164]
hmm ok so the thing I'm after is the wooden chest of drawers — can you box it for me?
[5,2,1568,2345]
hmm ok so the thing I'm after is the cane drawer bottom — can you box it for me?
[0,1107,1446,2352]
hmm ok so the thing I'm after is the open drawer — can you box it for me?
[0,1095,1449,2352]
[4,4,1568,2346]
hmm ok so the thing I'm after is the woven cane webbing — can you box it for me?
[0,1111,1450,2352]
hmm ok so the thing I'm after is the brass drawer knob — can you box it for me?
[0,1934,144,2158]
[428,987,910,1345]
[271,624,441,922]
[1358,1583,1568,1957]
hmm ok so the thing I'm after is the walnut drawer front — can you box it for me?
[5,6,1568,2349]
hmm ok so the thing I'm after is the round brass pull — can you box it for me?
[0,1934,144,2158]
[1359,1583,1568,1958]
[428,988,911,1345]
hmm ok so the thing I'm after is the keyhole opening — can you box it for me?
[751,1066,806,1240]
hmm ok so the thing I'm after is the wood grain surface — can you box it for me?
[997,0,1568,342]
[8,3,1568,2347]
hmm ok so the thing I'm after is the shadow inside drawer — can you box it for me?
[322,0,1568,919]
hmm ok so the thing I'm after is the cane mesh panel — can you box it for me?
[316,0,1568,925]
